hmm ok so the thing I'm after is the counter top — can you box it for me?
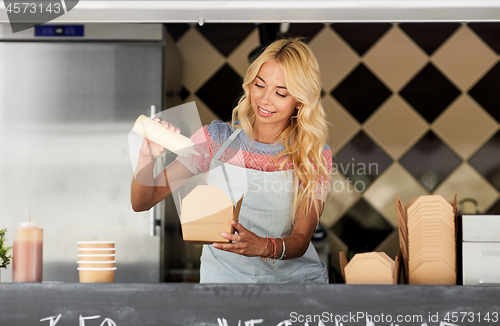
[1,283,499,325]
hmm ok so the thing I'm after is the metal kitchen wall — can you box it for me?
[0,24,168,282]
[166,22,500,282]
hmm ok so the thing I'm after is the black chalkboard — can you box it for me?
[0,283,499,325]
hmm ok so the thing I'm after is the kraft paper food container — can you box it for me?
[78,267,116,283]
[78,248,115,255]
[343,252,395,285]
[78,254,116,261]
[78,261,116,268]
[179,185,244,244]
[397,194,458,285]
[78,241,115,249]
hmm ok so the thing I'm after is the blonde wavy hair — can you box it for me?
[231,37,330,222]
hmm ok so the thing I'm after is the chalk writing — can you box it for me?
[40,314,62,326]
[217,318,264,326]
[40,314,117,325]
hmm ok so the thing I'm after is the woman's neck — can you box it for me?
[252,122,283,144]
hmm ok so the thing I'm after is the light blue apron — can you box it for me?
[200,128,328,283]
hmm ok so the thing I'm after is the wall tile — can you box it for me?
[196,23,255,57]
[399,131,461,192]
[399,63,461,123]
[364,163,428,227]
[331,23,393,56]
[374,230,400,261]
[434,163,499,213]
[469,23,500,55]
[364,26,428,92]
[332,198,394,254]
[177,27,225,92]
[185,94,220,126]
[322,171,362,228]
[166,23,190,42]
[308,27,359,92]
[332,63,392,124]
[399,23,461,56]
[364,95,428,160]
[469,131,500,192]
[195,64,243,121]
[284,23,325,43]
[323,94,360,154]
[432,94,498,159]
[328,230,349,283]
[432,25,497,91]
[334,130,392,191]
[227,28,259,78]
[469,63,500,122]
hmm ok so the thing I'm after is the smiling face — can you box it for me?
[250,59,299,139]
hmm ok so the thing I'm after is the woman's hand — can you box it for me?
[213,221,269,257]
[139,117,181,161]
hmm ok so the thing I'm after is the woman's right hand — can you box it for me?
[139,117,181,161]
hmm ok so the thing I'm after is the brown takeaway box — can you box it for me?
[179,185,244,244]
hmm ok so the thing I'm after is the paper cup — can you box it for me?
[78,248,115,255]
[78,254,116,261]
[78,267,116,283]
[78,241,115,249]
[78,261,116,268]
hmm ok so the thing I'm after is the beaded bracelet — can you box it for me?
[261,237,277,264]
[262,237,273,258]
[277,237,286,260]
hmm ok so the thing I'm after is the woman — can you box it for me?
[131,38,332,283]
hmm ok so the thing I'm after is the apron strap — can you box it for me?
[213,127,242,161]
[211,127,242,205]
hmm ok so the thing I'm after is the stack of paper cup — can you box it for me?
[77,241,116,283]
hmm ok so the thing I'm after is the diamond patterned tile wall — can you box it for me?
[469,62,500,122]
[364,95,428,159]
[332,198,394,253]
[330,23,392,56]
[399,131,462,192]
[399,63,461,123]
[195,64,243,121]
[399,23,461,56]
[195,23,255,57]
[469,23,500,55]
[434,163,499,213]
[469,131,500,192]
[432,95,498,159]
[308,27,359,92]
[364,26,427,92]
[331,63,392,123]
[432,24,497,91]
[166,23,500,282]
[334,130,392,191]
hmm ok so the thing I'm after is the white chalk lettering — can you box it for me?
[40,314,62,325]
[276,320,292,326]
[244,319,263,326]
[217,318,243,326]
[100,318,118,326]
[80,315,100,326]
[218,318,229,326]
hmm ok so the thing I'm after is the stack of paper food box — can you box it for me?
[340,252,400,284]
[462,215,500,285]
[396,194,458,285]
[179,185,244,244]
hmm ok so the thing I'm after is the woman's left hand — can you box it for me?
[213,221,267,257]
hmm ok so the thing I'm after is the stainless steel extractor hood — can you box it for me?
[0,0,500,23]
